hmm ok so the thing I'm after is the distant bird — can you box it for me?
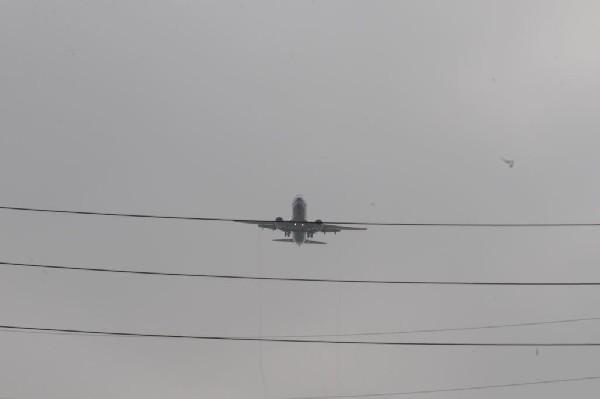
[501,157,515,168]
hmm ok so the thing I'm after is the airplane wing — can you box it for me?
[320,224,367,233]
[257,222,277,230]
[236,220,278,230]
[236,220,299,232]
[236,220,366,234]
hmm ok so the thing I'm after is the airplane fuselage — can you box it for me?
[291,195,307,245]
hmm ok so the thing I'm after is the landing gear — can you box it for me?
[285,231,291,237]
[307,232,314,238]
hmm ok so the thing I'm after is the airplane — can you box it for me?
[239,195,366,246]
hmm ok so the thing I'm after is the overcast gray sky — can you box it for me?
[2,0,600,398]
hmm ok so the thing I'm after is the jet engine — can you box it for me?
[313,219,323,232]
[275,217,284,229]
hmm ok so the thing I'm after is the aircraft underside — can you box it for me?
[241,195,366,246]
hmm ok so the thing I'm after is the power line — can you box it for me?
[2,260,600,286]
[2,324,600,346]
[1,205,600,227]
[0,272,596,337]
[0,205,238,222]
[2,307,597,339]
[286,375,600,398]
[265,316,600,339]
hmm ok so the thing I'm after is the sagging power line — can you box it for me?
[266,316,600,338]
[287,375,600,398]
[2,323,600,346]
[2,260,600,286]
[1,205,600,227]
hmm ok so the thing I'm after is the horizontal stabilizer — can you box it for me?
[272,239,327,245]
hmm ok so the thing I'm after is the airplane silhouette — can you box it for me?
[501,157,515,168]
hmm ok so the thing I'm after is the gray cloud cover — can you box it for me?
[1,0,600,398]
